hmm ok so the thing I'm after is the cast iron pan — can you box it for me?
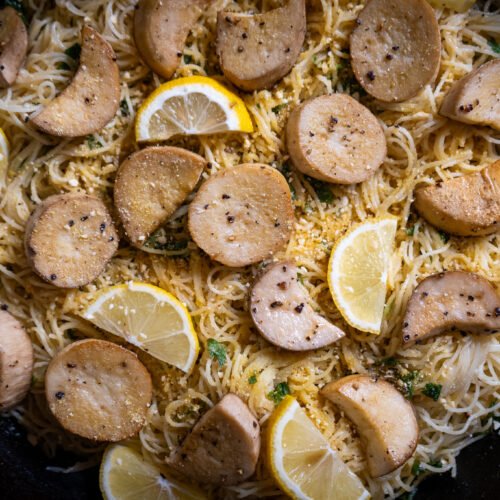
[0,416,498,500]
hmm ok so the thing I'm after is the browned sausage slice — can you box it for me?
[134,0,212,79]
[350,0,441,102]
[402,271,500,346]
[45,339,152,441]
[440,60,500,131]
[250,261,345,350]
[216,0,306,91]
[31,26,120,137]
[286,94,386,184]
[414,161,500,236]
[0,7,28,87]
[0,310,33,411]
[321,375,419,478]
[114,146,205,247]
[24,193,119,288]
[188,164,294,267]
[171,394,260,485]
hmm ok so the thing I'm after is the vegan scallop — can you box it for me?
[188,164,294,267]
[0,6,28,88]
[350,0,441,102]
[45,339,152,442]
[0,310,34,412]
[24,193,119,288]
[321,375,419,477]
[31,26,120,137]
[114,146,205,247]
[250,261,345,350]
[216,0,306,91]
[402,271,500,346]
[286,94,386,184]
[171,393,260,485]
[414,161,500,236]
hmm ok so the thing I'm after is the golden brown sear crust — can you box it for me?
[0,7,28,87]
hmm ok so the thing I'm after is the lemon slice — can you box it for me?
[135,76,254,142]
[100,444,206,500]
[82,282,199,373]
[328,218,397,334]
[0,128,9,188]
[267,396,370,500]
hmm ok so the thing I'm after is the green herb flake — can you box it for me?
[248,374,257,385]
[120,99,130,117]
[65,43,82,61]
[379,357,398,367]
[438,231,450,243]
[411,459,422,476]
[488,39,500,54]
[422,382,442,401]
[297,272,304,285]
[305,175,334,204]
[86,135,102,150]
[267,382,291,405]
[271,103,287,114]
[145,233,188,252]
[406,225,415,236]
[399,370,421,400]
[183,54,194,64]
[428,458,443,468]
[207,339,226,366]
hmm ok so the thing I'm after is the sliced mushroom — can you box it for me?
[24,193,119,288]
[439,59,500,131]
[216,0,306,91]
[134,0,212,79]
[350,0,441,102]
[0,310,33,412]
[402,271,500,346]
[321,375,419,477]
[188,164,294,267]
[31,26,120,137]
[171,393,260,485]
[286,93,386,184]
[250,261,345,350]
[45,339,152,441]
[114,146,205,247]
[0,7,28,88]
[414,161,500,236]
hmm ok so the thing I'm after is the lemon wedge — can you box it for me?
[0,128,9,187]
[328,218,397,334]
[135,75,254,142]
[82,282,199,373]
[267,396,370,500]
[100,444,206,500]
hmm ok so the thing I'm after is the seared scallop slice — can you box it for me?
[45,339,152,442]
[286,94,386,184]
[350,0,441,102]
[171,393,260,485]
[440,59,500,131]
[216,0,306,91]
[250,261,345,350]
[322,375,419,477]
[114,146,205,247]
[0,7,28,88]
[188,164,294,267]
[0,310,34,411]
[24,193,119,288]
[402,271,500,346]
[414,161,500,236]
[134,0,211,79]
[31,26,120,137]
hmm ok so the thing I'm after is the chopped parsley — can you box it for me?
[86,135,102,150]
[305,175,334,204]
[438,230,450,243]
[183,54,194,64]
[406,225,415,236]
[271,103,287,114]
[488,39,500,54]
[65,43,82,61]
[399,370,421,399]
[297,272,304,285]
[207,339,226,366]
[428,458,443,469]
[145,232,188,252]
[120,99,130,117]
[267,382,291,405]
[422,382,442,401]
[375,356,398,367]
[248,374,258,385]
[411,459,422,476]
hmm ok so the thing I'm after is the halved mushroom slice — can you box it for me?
[216,0,306,91]
[45,339,152,441]
[0,7,28,88]
[134,0,212,79]
[250,261,345,350]
[414,161,500,236]
[171,393,260,485]
[321,375,419,478]
[114,146,205,247]
[439,60,500,131]
[188,164,294,267]
[286,94,386,184]
[402,271,500,346]
[24,193,119,288]
[0,310,34,412]
[350,0,441,102]
[31,26,120,137]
